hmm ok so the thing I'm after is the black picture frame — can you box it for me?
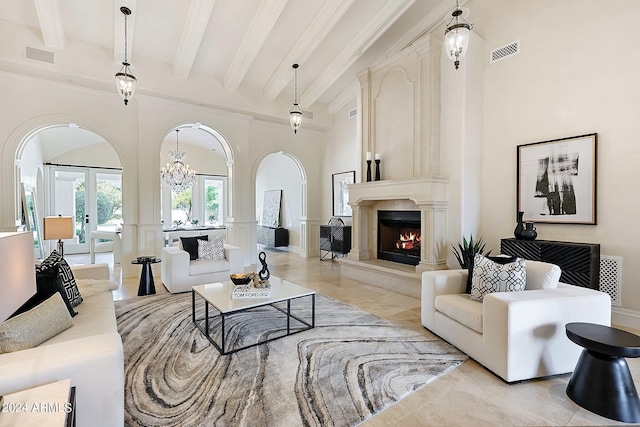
[332,171,355,217]
[517,133,597,225]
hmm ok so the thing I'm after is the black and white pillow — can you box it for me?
[28,250,78,317]
[470,253,526,301]
[57,258,83,307]
[198,236,225,261]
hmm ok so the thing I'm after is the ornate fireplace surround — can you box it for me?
[337,34,448,298]
[338,177,448,298]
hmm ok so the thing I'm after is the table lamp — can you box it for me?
[0,231,37,322]
[43,215,74,257]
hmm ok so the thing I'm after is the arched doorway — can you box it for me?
[16,124,122,259]
[159,122,234,241]
[255,152,308,256]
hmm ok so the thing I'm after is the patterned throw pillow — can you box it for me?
[198,237,225,261]
[32,250,82,315]
[57,258,83,307]
[470,253,526,301]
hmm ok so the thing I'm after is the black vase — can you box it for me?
[521,222,537,240]
[514,211,524,239]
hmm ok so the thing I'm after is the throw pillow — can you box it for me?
[181,236,208,260]
[27,250,78,317]
[0,293,74,354]
[465,254,517,294]
[57,258,83,307]
[198,237,225,261]
[524,260,561,290]
[470,253,526,301]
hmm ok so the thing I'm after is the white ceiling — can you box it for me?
[3,0,459,157]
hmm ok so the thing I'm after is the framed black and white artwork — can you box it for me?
[261,189,282,228]
[332,171,355,217]
[517,133,597,225]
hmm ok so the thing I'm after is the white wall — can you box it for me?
[322,100,358,225]
[0,76,326,274]
[468,0,640,318]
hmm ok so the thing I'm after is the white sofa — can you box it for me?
[421,261,612,383]
[161,241,244,293]
[0,263,124,427]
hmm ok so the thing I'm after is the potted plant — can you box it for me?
[191,219,199,227]
[451,235,492,268]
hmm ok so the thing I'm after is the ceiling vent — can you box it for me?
[489,40,519,64]
[349,108,358,119]
[25,47,55,64]
[302,110,314,120]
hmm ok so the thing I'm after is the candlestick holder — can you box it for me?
[366,160,372,182]
[375,159,381,181]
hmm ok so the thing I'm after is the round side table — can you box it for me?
[131,257,161,296]
[565,322,640,423]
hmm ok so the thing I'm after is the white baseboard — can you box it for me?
[612,307,640,331]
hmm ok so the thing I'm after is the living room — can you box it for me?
[0,0,639,425]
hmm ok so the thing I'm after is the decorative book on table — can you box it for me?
[232,284,271,299]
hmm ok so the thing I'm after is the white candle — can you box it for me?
[366,152,372,161]
[375,153,380,160]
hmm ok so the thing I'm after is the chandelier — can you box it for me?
[115,6,137,105]
[444,0,473,70]
[289,64,302,134]
[160,129,196,192]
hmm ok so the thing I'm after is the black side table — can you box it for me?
[131,256,161,296]
[565,322,640,423]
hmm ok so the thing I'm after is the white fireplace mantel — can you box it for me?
[346,177,448,273]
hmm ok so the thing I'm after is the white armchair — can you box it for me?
[161,243,243,293]
[421,261,611,382]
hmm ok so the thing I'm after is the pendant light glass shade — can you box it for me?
[160,130,196,192]
[289,64,302,134]
[444,1,473,70]
[289,104,302,134]
[115,7,137,105]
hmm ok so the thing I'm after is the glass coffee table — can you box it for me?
[191,276,315,355]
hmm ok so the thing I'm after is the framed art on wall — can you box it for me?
[332,171,355,217]
[517,133,597,224]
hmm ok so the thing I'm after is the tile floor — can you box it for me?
[68,250,640,427]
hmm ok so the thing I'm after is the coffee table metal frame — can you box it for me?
[192,277,315,355]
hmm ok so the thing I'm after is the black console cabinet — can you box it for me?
[320,225,352,260]
[257,226,289,248]
[500,238,600,289]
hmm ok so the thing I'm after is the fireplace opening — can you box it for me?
[377,210,421,266]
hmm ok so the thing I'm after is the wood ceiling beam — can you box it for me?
[34,0,65,49]
[300,0,416,109]
[263,0,355,101]
[223,0,289,91]
[173,0,216,79]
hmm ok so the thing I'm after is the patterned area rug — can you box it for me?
[115,292,466,427]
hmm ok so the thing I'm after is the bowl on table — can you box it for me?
[230,273,252,285]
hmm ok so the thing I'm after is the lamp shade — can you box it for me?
[43,216,74,241]
[0,232,37,322]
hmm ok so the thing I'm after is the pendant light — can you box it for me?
[161,130,196,192]
[444,0,473,70]
[115,7,137,105]
[289,64,302,134]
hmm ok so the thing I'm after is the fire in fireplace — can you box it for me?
[377,210,421,266]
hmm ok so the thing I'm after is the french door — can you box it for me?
[47,166,122,255]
